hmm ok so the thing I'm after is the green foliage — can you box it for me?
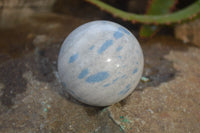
[140,0,177,37]
[147,0,177,14]
[86,0,200,24]
[140,25,158,37]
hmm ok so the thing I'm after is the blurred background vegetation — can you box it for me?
[0,0,199,50]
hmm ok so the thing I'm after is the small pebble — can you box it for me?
[141,76,150,82]
[44,108,48,112]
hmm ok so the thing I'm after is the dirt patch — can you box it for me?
[109,36,200,133]
[0,59,27,107]
[137,36,188,90]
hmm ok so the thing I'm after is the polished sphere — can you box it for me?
[58,20,144,106]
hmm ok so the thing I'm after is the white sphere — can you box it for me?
[58,20,144,106]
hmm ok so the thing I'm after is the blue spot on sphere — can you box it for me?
[103,83,111,87]
[118,84,131,95]
[133,68,138,74]
[112,77,119,83]
[89,45,95,50]
[69,53,79,63]
[78,68,89,79]
[86,72,109,83]
[116,46,123,52]
[119,27,130,35]
[114,31,124,39]
[98,40,113,54]
[121,74,127,79]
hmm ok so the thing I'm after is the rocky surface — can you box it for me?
[0,12,123,133]
[109,38,200,133]
[0,69,121,133]
[0,10,200,133]
[0,0,55,8]
[175,19,200,47]
[0,0,55,28]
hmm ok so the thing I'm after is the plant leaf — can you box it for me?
[85,0,200,24]
[140,0,177,38]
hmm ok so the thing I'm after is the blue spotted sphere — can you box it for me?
[58,20,144,106]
